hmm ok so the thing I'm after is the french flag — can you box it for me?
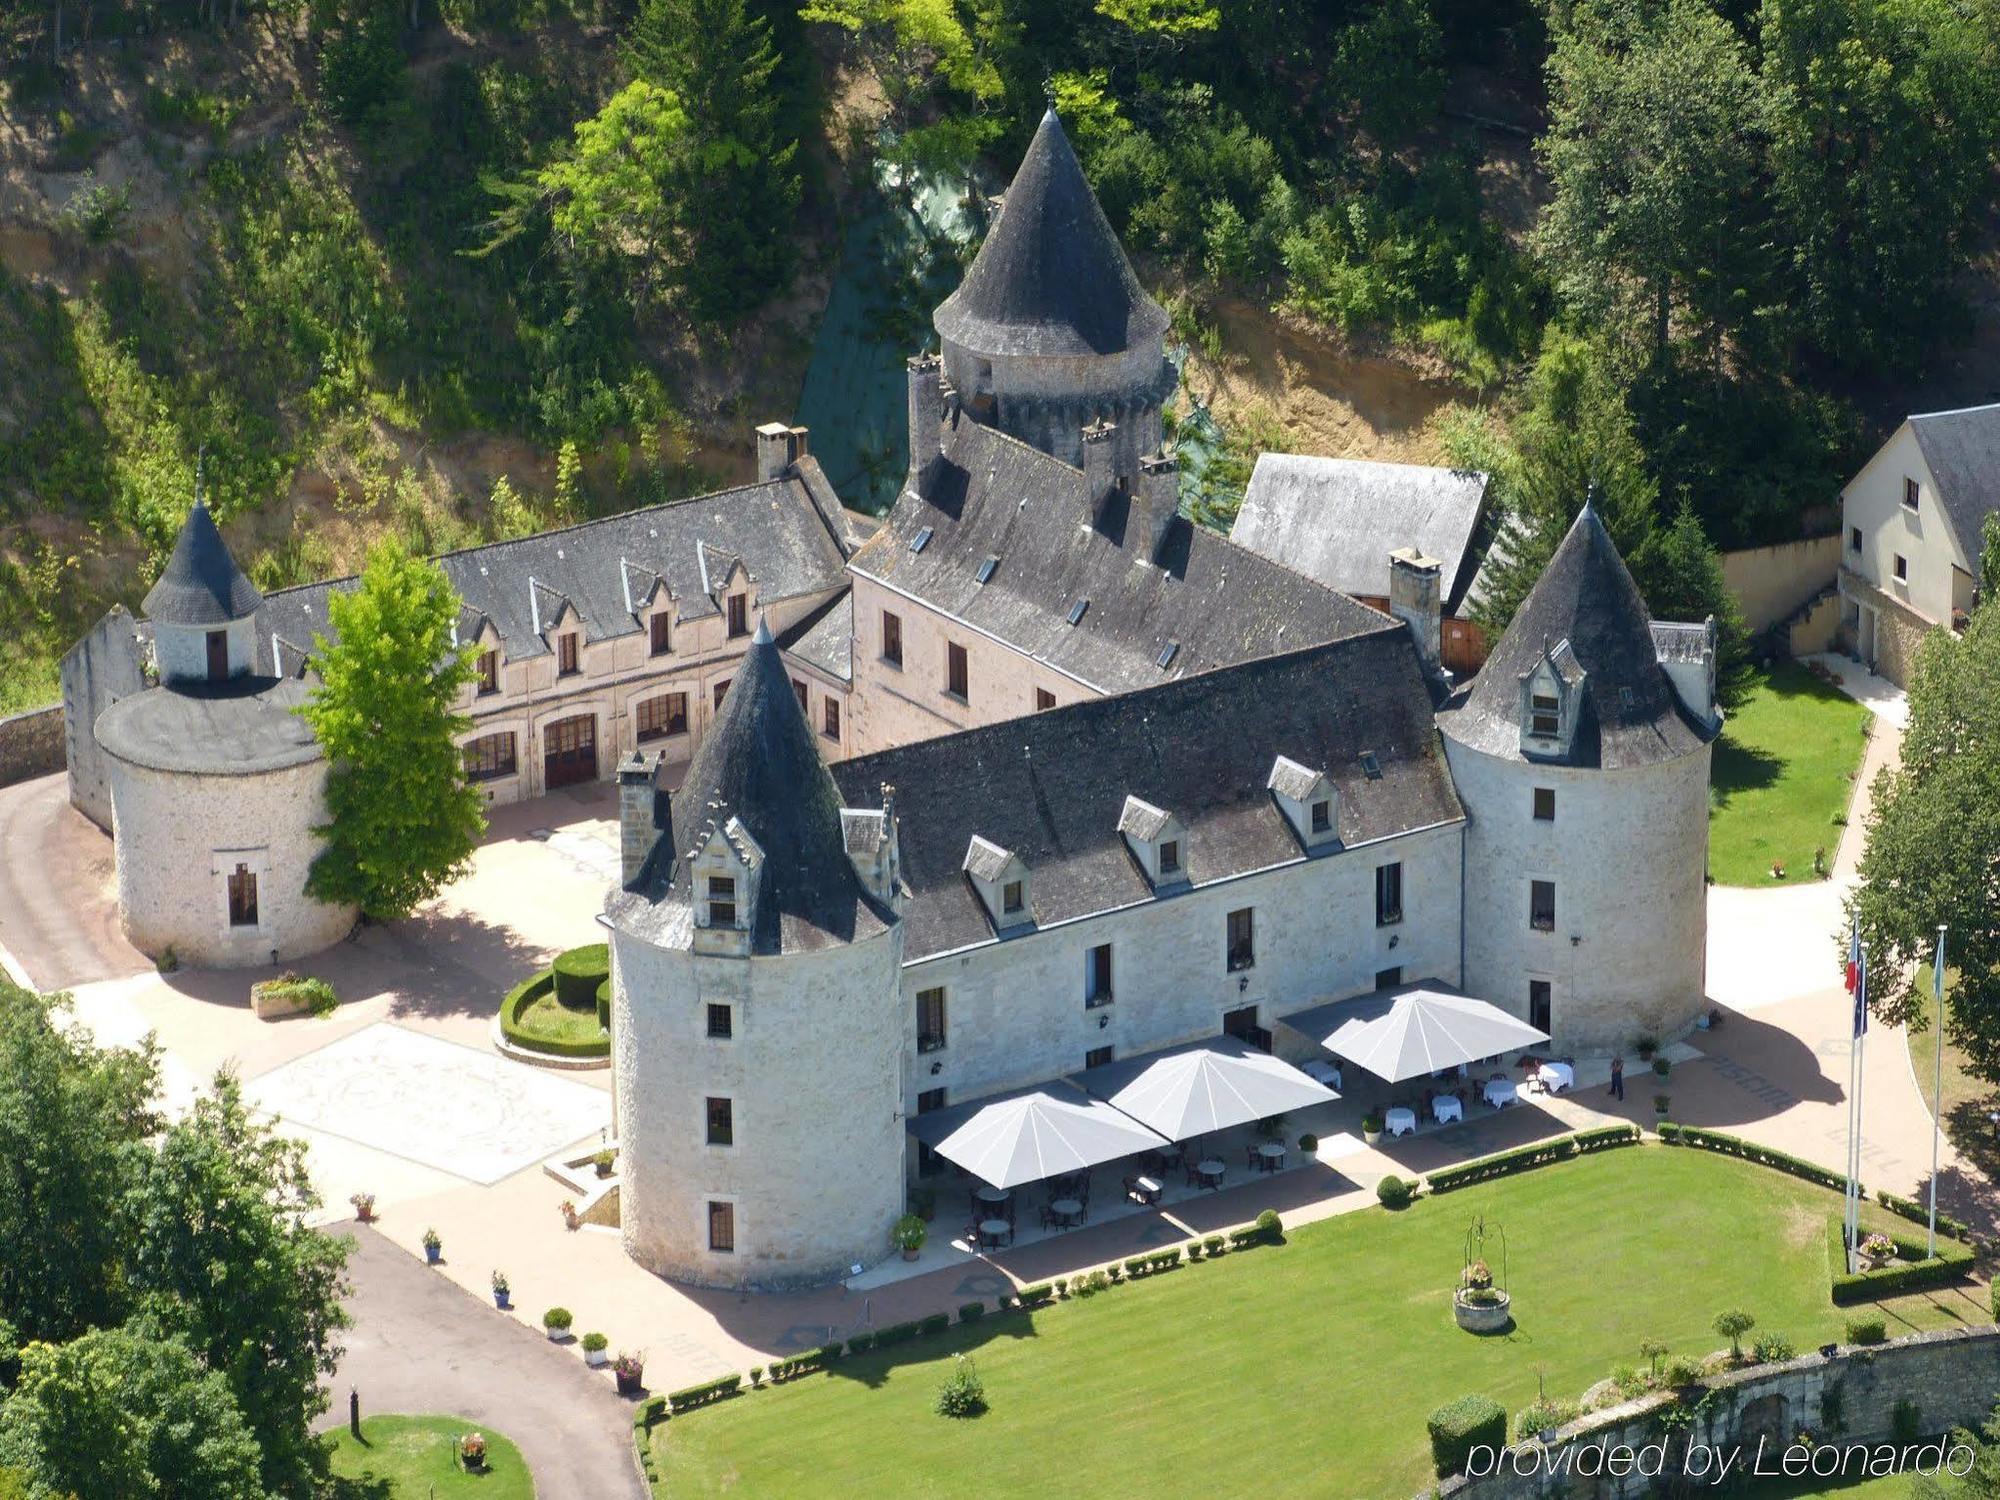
[1847,923,1868,1037]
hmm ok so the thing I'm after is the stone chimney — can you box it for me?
[1388,547,1443,679]
[756,422,807,482]
[1082,418,1118,521]
[1136,452,1180,560]
[617,749,664,888]
[906,354,945,494]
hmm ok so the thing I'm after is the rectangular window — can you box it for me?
[727,594,749,637]
[461,731,519,782]
[1375,965,1403,990]
[713,679,730,711]
[1529,979,1552,1034]
[793,678,809,712]
[1310,799,1331,834]
[707,874,737,928]
[1893,554,1908,582]
[206,629,229,682]
[1085,1045,1114,1070]
[649,613,671,656]
[1531,693,1560,737]
[705,1096,733,1147]
[226,863,258,927]
[1035,688,1055,711]
[1085,944,1113,1007]
[1001,879,1024,915]
[1903,477,1920,511]
[558,632,580,677]
[916,987,947,1053]
[477,649,499,696]
[707,1200,734,1253]
[822,699,841,740]
[1530,879,1557,932]
[706,1003,733,1039]
[1533,787,1556,821]
[1158,839,1181,876]
[917,1087,946,1114]
[636,693,689,742]
[1226,907,1255,972]
[1375,862,1403,926]
[946,642,969,701]
[1850,526,1863,555]
[882,611,903,668]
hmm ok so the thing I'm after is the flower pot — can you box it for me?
[901,1246,919,1261]
[493,1291,510,1310]
[1362,1128,1382,1146]
[615,1371,642,1396]
[585,1347,608,1368]
[1452,1289,1512,1334]
[425,1245,441,1265]
[547,1326,569,1342]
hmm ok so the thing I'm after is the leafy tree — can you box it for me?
[301,539,485,920]
[1849,596,2000,1073]
[0,983,159,1345]
[537,80,692,297]
[0,1326,264,1500]
[626,0,803,317]
[1983,513,2000,598]
[802,0,1001,118]
[1712,1307,1755,1360]
[1915,1398,2000,1498]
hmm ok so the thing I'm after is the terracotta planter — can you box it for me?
[1453,1289,1512,1334]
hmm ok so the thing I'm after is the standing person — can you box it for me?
[1609,1054,1625,1101]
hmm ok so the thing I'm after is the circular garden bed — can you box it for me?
[500,944,610,1060]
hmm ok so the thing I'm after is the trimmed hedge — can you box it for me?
[1846,1314,1887,1346]
[1658,1124,1852,1194]
[1875,1190,1970,1242]
[1825,1215,1974,1304]
[596,977,611,1030]
[552,943,610,1008]
[498,969,610,1058]
[1017,1283,1054,1306]
[1425,1125,1640,1193]
[959,1301,985,1323]
[1122,1248,1184,1279]
[666,1374,742,1413]
[767,1345,841,1382]
[1429,1395,1507,1477]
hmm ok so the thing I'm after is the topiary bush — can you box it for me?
[1377,1174,1413,1208]
[552,943,611,1009]
[1254,1208,1282,1242]
[1428,1395,1506,1476]
[1845,1314,1887,1346]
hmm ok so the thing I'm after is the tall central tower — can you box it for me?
[931,108,1177,473]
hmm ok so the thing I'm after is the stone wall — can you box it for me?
[0,704,64,790]
[1721,537,1841,632]
[1840,567,1938,689]
[1431,1326,2000,1500]
[59,605,149,830]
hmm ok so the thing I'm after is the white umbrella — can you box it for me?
[1282,983,1550,1084]
[1073,1038,1337,1142]
[923,1091,1169,1190]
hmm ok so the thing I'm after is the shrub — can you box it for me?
[595,978,610,1031]
[1186,1241,1203,1261]
[1428,1395,1507,1477]
[768,1344,840,1380]
[1991,1281,2000,1324]
[748,1366,762,1386]
[892,1215,927,1252]
[552,944,611,1008]
[1662,1355,1704,1388]
[1149,1248,1182,1272]
[1255,1209,1282,1241]
[499,970,610,1058]
[581,1332,607,1353]
[1517,1398,1579,1439]
[1845,1315,1887,1346]
[665,1374,741,1413]
[1659,1126,1852,1193]
[1126,1257,1151,1278]
[1203,1235,1225,1256]
[1299,1133,1318,1152]
[543,1306,573,1332]
[959,1301,986,1323]
[1713,1309,1755,1360]
[1425,1126,1641,1192]
[1751,1333,1795,1363]
[874,1320,921,1348]
[845,1332,876,1355]
[1825,1215,1974,1303]
[918,1313,950,1338]
[933,1354,986,1418]
[1377,1174,1413,1208]
[1083,1270,1110,1297]
[1653,1057,1671,1077]
[1874,1190,1971,1241]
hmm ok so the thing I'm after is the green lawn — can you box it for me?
[327,1414,534,1498]
[647,1149,1979,1499]
[1709,662,1873,885]
[513,989,607,1050]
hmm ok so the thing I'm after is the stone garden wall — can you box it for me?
[0,704,64,789]
[1430,1326,2000,1500]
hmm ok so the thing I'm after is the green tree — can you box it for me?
[1915,1398,2000,1498]
[0,1326,264,1500]
[802,0,1001,119]
[1712,1307,1755,1360]
[626,0,803,317]
[0,983,159,1345]
[1849,596,2000,1072]
[1983,512,2000,598]
[538,79,691,298]
[301,539,485,920]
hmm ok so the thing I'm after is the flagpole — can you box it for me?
[1929,925,1947,1259]
[1852,941,1869,1260]
[1844,1033,1859,1265]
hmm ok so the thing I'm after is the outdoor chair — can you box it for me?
[1038,1204,1058,1231]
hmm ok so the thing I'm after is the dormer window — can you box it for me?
[1118,796,1188,888]
[558,632,580,677]
[1158,839,1181,876]
[650,612,671,656]
[963,836,1031,930]
[1530,693,1559,737]
[477,649,499,695]
[1266,756,1340,850]
[1002,879,1024,915]
[690,816,762,948]
[1310,800,1331,834]
[1519,641,1584,760]
[706,875,738,927]
[727,594,749,637]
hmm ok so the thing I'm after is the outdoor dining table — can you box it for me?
[974,1185,1012,1213]
[1482,1078,1519,1108]
[1302,1058,1343,1091]
[1431,1094,1463,1124]
[1196,1158,1226,1189]
[1383,1105,1417,1137]
[978,1218,1012,1248]
[1536,1061,1575,1094]
[1048,1197,1084,1227]
[1255,1142,1286,1172]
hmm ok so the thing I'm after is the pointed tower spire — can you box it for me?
[142,486,263,626]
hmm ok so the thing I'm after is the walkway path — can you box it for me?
[321,1226,646,1500]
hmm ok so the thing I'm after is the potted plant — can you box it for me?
[1858,1232,1896,1271]
[559,1199,580,1231]
[1361,1112,1384,1145]
[421,1228,441,1264]
[892,1213,928,1261]
[543,1306,574,1343]
[1653,1056,1671,1078]
[1454,1259,1512,1333]
[581,1331,609,1367]
[1654,1093,1672,1116]
[490,1271,511,1311]
[593,1149,615,1179]
[613,1350,645,1396]
[349,1192,376,1224]
[1635,1038,1658,1061]
[458,1432,487,1473]
[1298,1132,1318,1160]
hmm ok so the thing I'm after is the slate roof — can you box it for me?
[1440,503,1714,770]
[607,622,890,955]
[1266,755,1323,802]
[848,414,1385,694]
[775,590,854,682]
[963,836,1015,882]
[1230,455,1489,607]
[933,109,1170,360]
[1908,402,2000,554]
[832,631,1464,963]
[142,500,264,626]
[248,465,851,671]
[95,675,322,776]
[1117,796,1171,841]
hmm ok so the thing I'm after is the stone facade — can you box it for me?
[105,751,355,968]
[1446,738,1711,1050]
[59,605,149,830]
[1838,566,1938,689]
[0,704,65,791]
[1433,1326,2000,1500]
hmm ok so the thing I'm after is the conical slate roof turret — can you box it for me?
[142,498,263,626]
[1445,500,1712,768]
[934,109,1170,360]
[648,617,889,953]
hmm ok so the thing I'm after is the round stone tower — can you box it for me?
[606,621,906,1291]
[1439,502,1719,1050]
[932,108,1177,472]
